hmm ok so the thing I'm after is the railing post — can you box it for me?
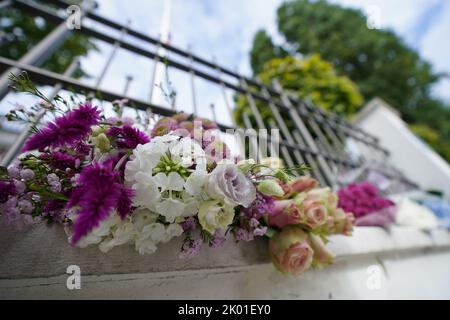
[272,79,334,187]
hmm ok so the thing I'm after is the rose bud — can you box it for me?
[290,176,318,193]
[257,179,285,197]
[331,208,355,236]
[308,233,334,268]
[269,226,314,276]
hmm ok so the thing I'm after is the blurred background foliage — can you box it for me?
[233,54,363,130]
[241,0,450,163]
[0,1,97,78]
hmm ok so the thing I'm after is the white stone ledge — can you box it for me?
[1,223,450,281]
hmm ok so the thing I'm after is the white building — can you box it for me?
[353,98,450,198]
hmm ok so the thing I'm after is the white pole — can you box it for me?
[152,0,172,107]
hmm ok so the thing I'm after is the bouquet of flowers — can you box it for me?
[337,182,396,227]
[0,75,354,276]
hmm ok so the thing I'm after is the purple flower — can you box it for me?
[210,232,226,248]
[253,227,268,237]
[235,228,254,242]
[18,199,33,214]
[243,191,274,220]
[181,217,197,231]
[23,102,100,151]
[179,238,202,259]
[0,180,16,202]
[43,200,66,222]
[41,151,80,170]
[206,163,256,208]
[0,197,33,230]
[47,174,62,193]
[67,161,134,244]
[13,180,26,194]
[7,163,20,179]
[107,125,150,149]
[20,169,35,181]
[338,182,394,218]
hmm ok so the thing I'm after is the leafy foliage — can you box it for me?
[234,54,363,126]
[0,2,97,77]
[248,0,450,163]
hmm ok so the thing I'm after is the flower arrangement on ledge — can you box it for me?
[337,182,396,227]
[0,74,354,276]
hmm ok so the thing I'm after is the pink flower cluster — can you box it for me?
[337,182,394,218]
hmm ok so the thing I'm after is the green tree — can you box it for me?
[234,54,363,125]
[249,0,450,163]
[0,2,96,77]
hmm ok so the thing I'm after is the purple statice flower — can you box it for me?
[0,180,16,203]
[243,191,274,220]
[210,232,226,248]
[235,228,254,242]
[18,199,34,214]
[47,174,62,193]
[179,238,202,259]
[23,102,100,151]
[7,162,20,179]
[0,197,33,230]
[107,125,150,149]
[13,180,26,194]
[253,226,268,237]
[67,160,134,244]
[20,169,35,181]
[181,217,197,231]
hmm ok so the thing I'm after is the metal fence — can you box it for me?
[0,0,418,192]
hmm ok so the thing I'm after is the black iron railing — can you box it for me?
[0,0,417,192]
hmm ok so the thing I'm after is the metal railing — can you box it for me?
[0,0,418,192]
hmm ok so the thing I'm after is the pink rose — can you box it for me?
[269,226,314,276]
[268,199,303,228]
[299,195,328,229]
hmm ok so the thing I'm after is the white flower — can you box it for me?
[198,200,235,234]
[99,221,135,253]
[185,170,208,196]
[131,172,160,209]
[73,213,121,248]
[169,136,206,167]
[135,237,158,255]
[164,223,184,241]
[156,198,186,223]
[153,172,185,192]
[142,223,166,242]
[132,208,159,231]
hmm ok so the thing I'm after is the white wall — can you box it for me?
[1,223,450,299]
[355,99,450,197]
